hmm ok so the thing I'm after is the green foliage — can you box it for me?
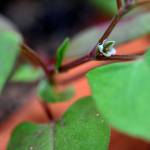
[55,97,110,150]
[12,64,43,82]
[66,12,150,57]
[89,0,117,15]
[8,97,110,150]
[7,123,52,150]
[56,38,70,70]
[38,80,74,102]
[87,49,150,140]
[0,31,22,93]
[5,2,150,148]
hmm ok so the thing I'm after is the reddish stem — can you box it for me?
[21,44,55,80]
[21,44,55,121]
[20,1,150,120]
[95,53,143,61]
[116,0,122,12]
[59,54,93,72]
[21,1,150,76]
[40,101,54,121]
[57,52,144,85]
[99,15,122,44]
[99,0,150,44]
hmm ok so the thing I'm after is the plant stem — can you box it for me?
[99,15,122,44]
[21,44,55,79]
[99,0,150,44]
[21,1,150,75]
[58,0,150,73]
[95,53,144,61]
[40,101,54,121]
[57,52,144,85]
[20,1,149,120]
[21,44,55,121]
[58,52,143,73]
[116,0,122,12]
[59,54,93,72]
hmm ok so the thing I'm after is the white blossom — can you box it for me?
[97,40,116,57]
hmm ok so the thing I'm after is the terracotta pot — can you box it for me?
[0,35,150,150]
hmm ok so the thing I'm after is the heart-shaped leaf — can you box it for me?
[0,31,22,92]
[87,49,150,140]
[8,97,110,150]
[66,12,150,57]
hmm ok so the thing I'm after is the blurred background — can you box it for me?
[1,1,150,150]
[0,0,117,56]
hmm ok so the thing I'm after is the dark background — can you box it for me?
[0,0,101,54]
[0,0,113,56]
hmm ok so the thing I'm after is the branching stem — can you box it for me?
[21,44,55,121]
[20,1,150,121]
[58,0,150,73]
[21,1,150,75]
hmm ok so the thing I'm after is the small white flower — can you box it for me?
[97,40,116,57]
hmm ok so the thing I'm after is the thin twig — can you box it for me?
[59,54,93,72]
[95,53,144,61]
[40,101,54,121]
[116,0,122,12]
[21,44,55,79]
[20,1,149,118]
[21,44,55,121]
[57,52,144,85]
[58,0,150,73]
[99,15,122,44]
[21,1,150,76]
[99,0,150,44]
[59,52,144,73]
[21,1,150,75]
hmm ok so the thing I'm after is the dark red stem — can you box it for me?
[40,101,54,121]
[116,0,122,12]
[59,54,93,72]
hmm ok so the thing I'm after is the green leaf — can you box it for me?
[12,64,43,82]
[7,123,53,150]
[38,80,74,102]
[56,38,70,70]
[89,0,117,15]
[0,31,22,93]
[87,49,150,140]
[66,12,150,57]
[8,97,110,150]
[55,97,110,150]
